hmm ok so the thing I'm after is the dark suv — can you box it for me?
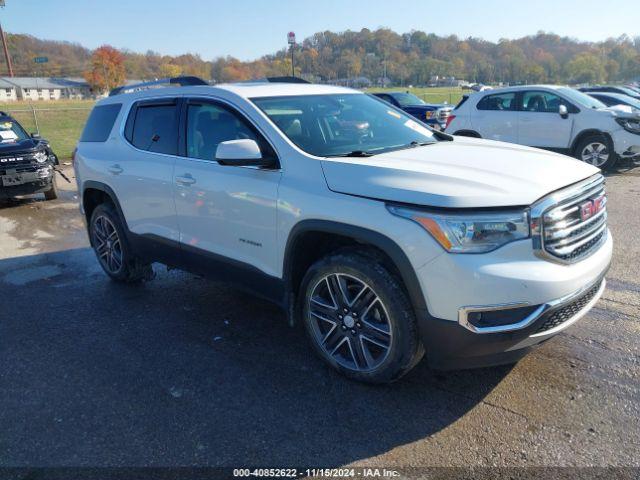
[0,112,59,200]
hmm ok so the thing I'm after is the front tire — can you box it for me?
[300,249,424,384]
[575,134,618,170]
[89,203,154,283]
[43,176,58,200]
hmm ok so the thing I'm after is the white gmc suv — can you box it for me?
[446,85,640,170]
[74,78,612,383]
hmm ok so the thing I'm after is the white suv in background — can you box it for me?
[446,85,640,170]
[74,78,612,383]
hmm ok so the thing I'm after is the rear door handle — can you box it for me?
[108,164,123,175]
[175,174,196,186]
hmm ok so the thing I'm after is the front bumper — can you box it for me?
[0,167,54,198]
[611,128,640,158]
[416,231,612,369]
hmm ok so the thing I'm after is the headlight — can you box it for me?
[34,150,48,163]
[615,117,640,134]
[388,205,530,253]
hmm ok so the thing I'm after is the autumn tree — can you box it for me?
[84,45,126,93]
[159,63,182,77]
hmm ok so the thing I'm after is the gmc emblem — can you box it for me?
[580,196,606,221]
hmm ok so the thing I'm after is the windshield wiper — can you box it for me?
[330,150,376,157]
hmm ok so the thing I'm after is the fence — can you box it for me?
[2,103,93,161]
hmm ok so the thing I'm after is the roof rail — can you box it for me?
[109,76,208,96]
[237,76,311,85]
[265,76,310,84]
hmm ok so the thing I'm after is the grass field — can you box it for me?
[1,100,95,160]
[365,86,468,105]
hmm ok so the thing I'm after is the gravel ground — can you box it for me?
[0,164,638,470]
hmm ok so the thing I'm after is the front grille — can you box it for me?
[539,176,607,263]
[0,153,40,175]
[535,280,602,334]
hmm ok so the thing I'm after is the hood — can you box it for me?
[321,137,599,208]
[601,105,640,118]
[0,138,42,155]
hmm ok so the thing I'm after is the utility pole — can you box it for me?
[287,31,296,77]
[0,1,14,77]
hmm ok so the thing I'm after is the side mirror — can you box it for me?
[31,133,41,139]
[559,105,569,119]
[215,139,274,167]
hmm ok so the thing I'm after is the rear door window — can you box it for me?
[80,103,122,142]
[476,92,516,111]
[129,100,179,155]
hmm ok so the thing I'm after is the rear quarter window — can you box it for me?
[476,92,516,111]
[454,95,469,110]
[80,103,122,142]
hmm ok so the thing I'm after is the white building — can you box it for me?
[0,78,18,101]
[0,77,94,101]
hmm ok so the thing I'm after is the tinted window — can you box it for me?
[390,93,426,107]
[186,103,261,161]
[522,91,569,113]
[131,103,178,155]
[477,92,516,111]
[454,95,469,110]
[592,94,616,106]
[80,104,121,142]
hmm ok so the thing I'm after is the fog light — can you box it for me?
[467,304,541,328]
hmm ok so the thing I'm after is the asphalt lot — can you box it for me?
[0,163,639,469]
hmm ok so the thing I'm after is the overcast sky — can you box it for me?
[2,0,639,60]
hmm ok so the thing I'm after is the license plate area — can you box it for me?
[1,172,25,186]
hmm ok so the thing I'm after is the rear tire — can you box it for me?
[574,134,618,170]
[89,203,154,283]
[300,249,424,384]
[43,176,58,200]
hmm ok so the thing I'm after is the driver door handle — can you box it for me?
[175,174,196,186]
[108,164,123,175]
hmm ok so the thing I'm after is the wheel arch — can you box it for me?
[571,129,613,155]
[282,220,428,326]
[82,181,129,231]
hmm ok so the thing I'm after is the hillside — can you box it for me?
[3,29,640,85]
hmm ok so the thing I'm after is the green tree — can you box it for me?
[566,53,606,84]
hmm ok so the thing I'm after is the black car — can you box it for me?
[0,112,59,201]
[579,85,640,101]
[371,91,452,129]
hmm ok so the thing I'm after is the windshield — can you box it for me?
[252,94,436,157]
[391,92,426,107]
[558,88,606,109]
[0,119,29,143]
[606,95,640,110]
